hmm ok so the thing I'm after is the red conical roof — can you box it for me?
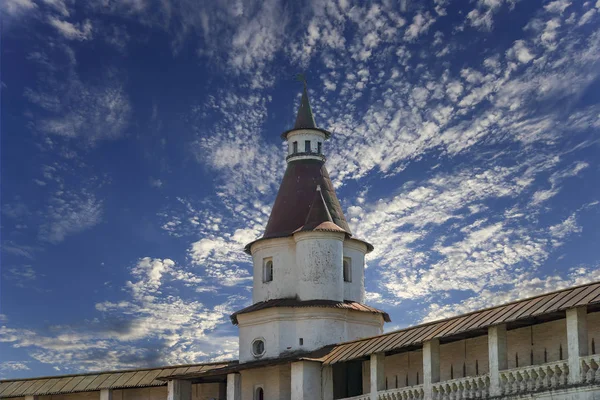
[263,159,351,239]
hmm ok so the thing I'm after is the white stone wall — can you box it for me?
[343,239,368,303]
[507,319,568,368]
[291,361,321,400]
[237,307,384,363]
[294,231,345,301]
[251,237,297,303]
[240,364,291,400]
[250,236,368,304]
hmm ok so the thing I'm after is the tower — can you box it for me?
[232,85,389,363]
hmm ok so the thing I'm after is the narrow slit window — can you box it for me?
[293,141,298,153]
[317,142,322,154]
[305,140,311,152]
[263,259,273,282]
[343,258,352,282]
[299,338,303,346]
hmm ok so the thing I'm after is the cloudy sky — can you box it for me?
[1,0,600,379]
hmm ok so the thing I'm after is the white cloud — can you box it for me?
[422,265,600,322]
[0,257,240,372]
[39,189,103,243]
[48,17,93,40]
[1,0,36,16]
[404,12,435,41]
[507,40,535,63]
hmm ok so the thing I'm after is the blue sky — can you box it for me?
[1,0,600,379]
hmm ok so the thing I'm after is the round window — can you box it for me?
[252,338,266,358]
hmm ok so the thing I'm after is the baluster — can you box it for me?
[446,383,453,400]
[593,359,600,382]
[500,373,509,396]
[529,369,538,391]
[516,371,525,392]
[556,365,567,387]
[545,366,554,389]
[479,377,487,399]
[526,369,535,391]
[468,379,476,399]
[437,386,444,400]
[550,365,559,388]
[535,367,545,390]
[464,379,472,399]
[506,372,516,394]
[582,360,591,383]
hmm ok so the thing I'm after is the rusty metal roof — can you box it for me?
[230,298,391,325]
[316,280,600,365]
[0,362,234,398]
[281,85,331,141]
[245,159,354,254]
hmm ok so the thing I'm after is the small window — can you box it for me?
[305,140,311,152]
[254,387,264,400]
[252,338,266,357]
[263,259,273,283]
[293,141,298,153]
[317,142,322,154]
[299,338,304,345]
[343,258,352,282]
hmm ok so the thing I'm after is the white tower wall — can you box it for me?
[237,308,384,363]
[293,231,345,301]
[285,129,328,162]
[251,237,297,303]
[343,239,369,303]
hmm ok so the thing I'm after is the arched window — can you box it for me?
[263,259,273,283]
[343,258,352,282]
[255,387,264,400]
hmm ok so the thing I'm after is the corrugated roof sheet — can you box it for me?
[230,298,391,325]
[0,362,234,398]
[317,280,600,364]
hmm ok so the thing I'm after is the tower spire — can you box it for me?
[293,83,317,130]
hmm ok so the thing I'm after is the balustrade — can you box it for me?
[432,375,490,400]
[499,361,569,395]
[377,384,424,400]
[581,354,600,384]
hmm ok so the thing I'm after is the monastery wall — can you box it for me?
[439,335,489,381]
[355,314,600,397]
[13,384,222,400]
[240,364,290,400]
